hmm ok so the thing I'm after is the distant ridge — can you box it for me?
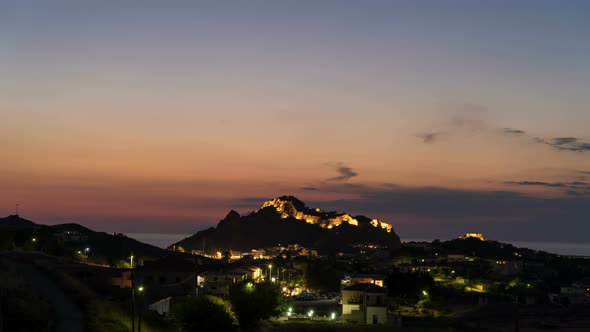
[0,215,168,263]
[170,196,402,253]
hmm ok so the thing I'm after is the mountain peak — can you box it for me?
[172,195,401,252]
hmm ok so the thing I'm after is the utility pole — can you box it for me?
[137,293,142,332]
[0,289,4,332]
[131,252,135,332]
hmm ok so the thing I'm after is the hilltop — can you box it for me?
[170,196,402,253]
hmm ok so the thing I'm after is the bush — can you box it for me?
[171,296,235,332]
[229,281,281,329]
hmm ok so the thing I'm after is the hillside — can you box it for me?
[0,215,168,264]
[171,196,402,253]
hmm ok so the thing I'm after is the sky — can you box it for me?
[1,1,590,242]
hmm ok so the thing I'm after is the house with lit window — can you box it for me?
[204,269,248,299]
[341,283,387,325]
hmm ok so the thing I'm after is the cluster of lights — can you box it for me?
[287,308,336,320]
[77,247,91,255]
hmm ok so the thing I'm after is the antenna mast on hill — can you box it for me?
[15,203,19,216]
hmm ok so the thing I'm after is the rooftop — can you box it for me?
[343,283,387,293]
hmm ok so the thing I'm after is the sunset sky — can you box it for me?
[2,1,590,242]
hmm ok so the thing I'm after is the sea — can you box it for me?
[127,233,590,257]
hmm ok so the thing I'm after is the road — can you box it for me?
[14,262,85,332]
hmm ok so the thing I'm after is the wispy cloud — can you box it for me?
[534,137,590,152]
[504,181,566,187]
[504,180,590,196]
[326,162,358,182]
[449,103,489,131]
[415,102,590,154]
[502,128,526,135]
[301,187,319,191]
[414,103,488,144]
[416,132,445,143]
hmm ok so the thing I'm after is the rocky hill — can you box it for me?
[171,196,402,253]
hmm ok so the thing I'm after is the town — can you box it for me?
[2,213,590,332]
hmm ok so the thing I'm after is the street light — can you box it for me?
[32,238,36,242]
[308,310,314,319]
[83,247,90,263]
[330,312,336,320]
[137,286,145,332]
[268,264,272,281]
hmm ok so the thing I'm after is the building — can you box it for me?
[111,270,133,288]
[205,269,248,299]
[341,283,387,325]
[561,278,590,304]
[447,254,466,262]
[229,266,263,281]
[135,256,200,299]
[53,230,88,243]
[342,274,385,288]
[148,297,171,316]
[397,263,417,274]
[490,259,523,276]
[461,233,485,241]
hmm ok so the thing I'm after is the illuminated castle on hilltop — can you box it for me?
[461,233,485,241]
[261,196,394,233]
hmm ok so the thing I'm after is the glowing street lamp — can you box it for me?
[330,312,336,320]
[308,310,314,319]
[32,238,37,242]
[137,286,145,332]
[268,264,272,281]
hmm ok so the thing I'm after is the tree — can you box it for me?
[229,281,281,329]
[304,259,342,292]
[171,296,234,332]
